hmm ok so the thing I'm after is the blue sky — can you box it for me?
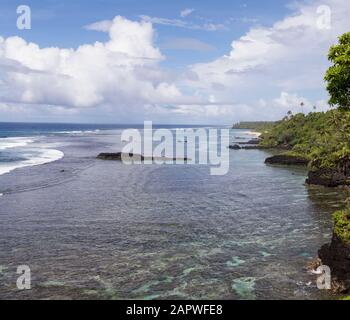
[0,0,290,66]
[0,0,349,123]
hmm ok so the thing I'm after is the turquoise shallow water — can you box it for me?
[0,125,348,299]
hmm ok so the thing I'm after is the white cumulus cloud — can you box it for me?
[182,0,350,122]
[0,16,199,122]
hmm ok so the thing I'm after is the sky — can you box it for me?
[0,0,349,124]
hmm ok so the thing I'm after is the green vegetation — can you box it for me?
[258,33,350,171]
[333,210,350,245]
[325,32,350,110]
[232,121,275,131]
[259,110,350,170]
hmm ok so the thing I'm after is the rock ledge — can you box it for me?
[265,154,309,166]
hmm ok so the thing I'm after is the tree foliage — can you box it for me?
[325,32,350,110]
[259,110,350,169]
[333,210,350,244]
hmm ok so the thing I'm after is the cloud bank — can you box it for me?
[178,0,350,122]
[0,16,199,122]
[0,0,350,123]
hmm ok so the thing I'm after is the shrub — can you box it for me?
[333,210,350,245]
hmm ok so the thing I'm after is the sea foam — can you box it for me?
[54,130,100,135]
[0,137,34,150]
[0,137,64,176]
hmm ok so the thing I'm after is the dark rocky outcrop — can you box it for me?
[265,154,309,166]
[97,152,142,161]
[237,139,261,145]
[319,234,350,293]
[242,145,271,150]
[306,158,350,187]
[229,144,241,150]
[306,169,350,187]
[97,152,189,162]
[229,144,272,150]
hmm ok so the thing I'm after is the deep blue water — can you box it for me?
[0,122,211,137]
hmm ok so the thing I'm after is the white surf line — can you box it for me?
[0,137,34,150]
[0,149,64,177]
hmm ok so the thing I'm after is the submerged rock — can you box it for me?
[231,277,256,300]
[265,154,309,166]
[229,144,241,150]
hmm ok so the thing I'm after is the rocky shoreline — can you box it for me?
[306,158,350,187]
[229,144,271,150]
[259,150,350,294]
[230,139,350,294]
[261,153,350,188]
[229,138,273,150]
[318,234,350,293]
[265,154,309,166]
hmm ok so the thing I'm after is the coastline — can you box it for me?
[241,119,350,296]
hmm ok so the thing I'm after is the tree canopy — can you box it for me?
[325,32,350,110]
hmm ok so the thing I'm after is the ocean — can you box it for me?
[0,122,208,178]
[0,122,348,299]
